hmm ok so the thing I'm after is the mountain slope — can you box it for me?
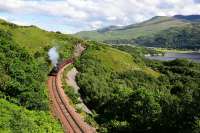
[174,15,200,22]
[0,19,86,132]
[75,16,190,42]
[75,44,200,132]
[0,29,64,132]
[0,19,84,56]
[135,23,200,49]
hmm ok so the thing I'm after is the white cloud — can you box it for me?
[34,2,89,20]
[106,16,117,21]
[0,16,8,21]
[90,21,103,29]
[0,0,23,11]
[0,0,89,20]
[10,20,30,26]
[0,0,199,32]
[0,16,29,26]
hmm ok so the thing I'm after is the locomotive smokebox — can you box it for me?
[49,64,59,76]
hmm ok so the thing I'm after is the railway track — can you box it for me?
[48,60,95,133]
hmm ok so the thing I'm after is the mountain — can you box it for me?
[75,16,190,41]
[75,15,200,48]
[173,15,200,22]
[135,23,200,49]
[97,25,122,33]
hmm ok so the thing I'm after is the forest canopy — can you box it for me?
[75,44,200,133]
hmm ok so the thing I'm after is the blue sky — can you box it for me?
[0,0,199,33]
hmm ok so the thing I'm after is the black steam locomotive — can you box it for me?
[49,58,74,76]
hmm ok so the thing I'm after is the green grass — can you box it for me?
[0,19,52,52]
[91,47,138,72]
[0,18,83,57]
[85,45,160,77]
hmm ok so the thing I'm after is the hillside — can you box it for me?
[0,29,65,132]
[75,16,190,42]
[75,44,200,132]
[174,15,200,22]
[75,15,200,49]
[0,19,84,56]
[135,23,200,49]
[0,19,86,132]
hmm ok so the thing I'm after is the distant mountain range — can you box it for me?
[75,15,200,49]
[173,15,200,21]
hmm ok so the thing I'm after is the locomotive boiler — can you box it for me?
[49,58,74,76]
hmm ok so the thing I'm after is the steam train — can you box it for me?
[49,58,74,76]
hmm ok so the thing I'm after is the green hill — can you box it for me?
[0,19,87,132]
[0,19,84,56]
[135,23,200,49]
[75,16,190,43]
[75,16,200,49]
[75,44,200,132]
[76,44,159,76]
[0,29,64,132]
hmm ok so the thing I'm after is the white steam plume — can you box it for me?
[48,47,59,67]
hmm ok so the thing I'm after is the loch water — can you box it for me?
[146,52,200,63]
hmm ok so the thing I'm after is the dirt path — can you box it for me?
[66,68,79,93]
[74,43,85,57]
[66,67,92,114]
[65,44,92,114]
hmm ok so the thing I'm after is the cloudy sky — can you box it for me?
[0,0,200,33]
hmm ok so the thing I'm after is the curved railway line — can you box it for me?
[48,59,95,133]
